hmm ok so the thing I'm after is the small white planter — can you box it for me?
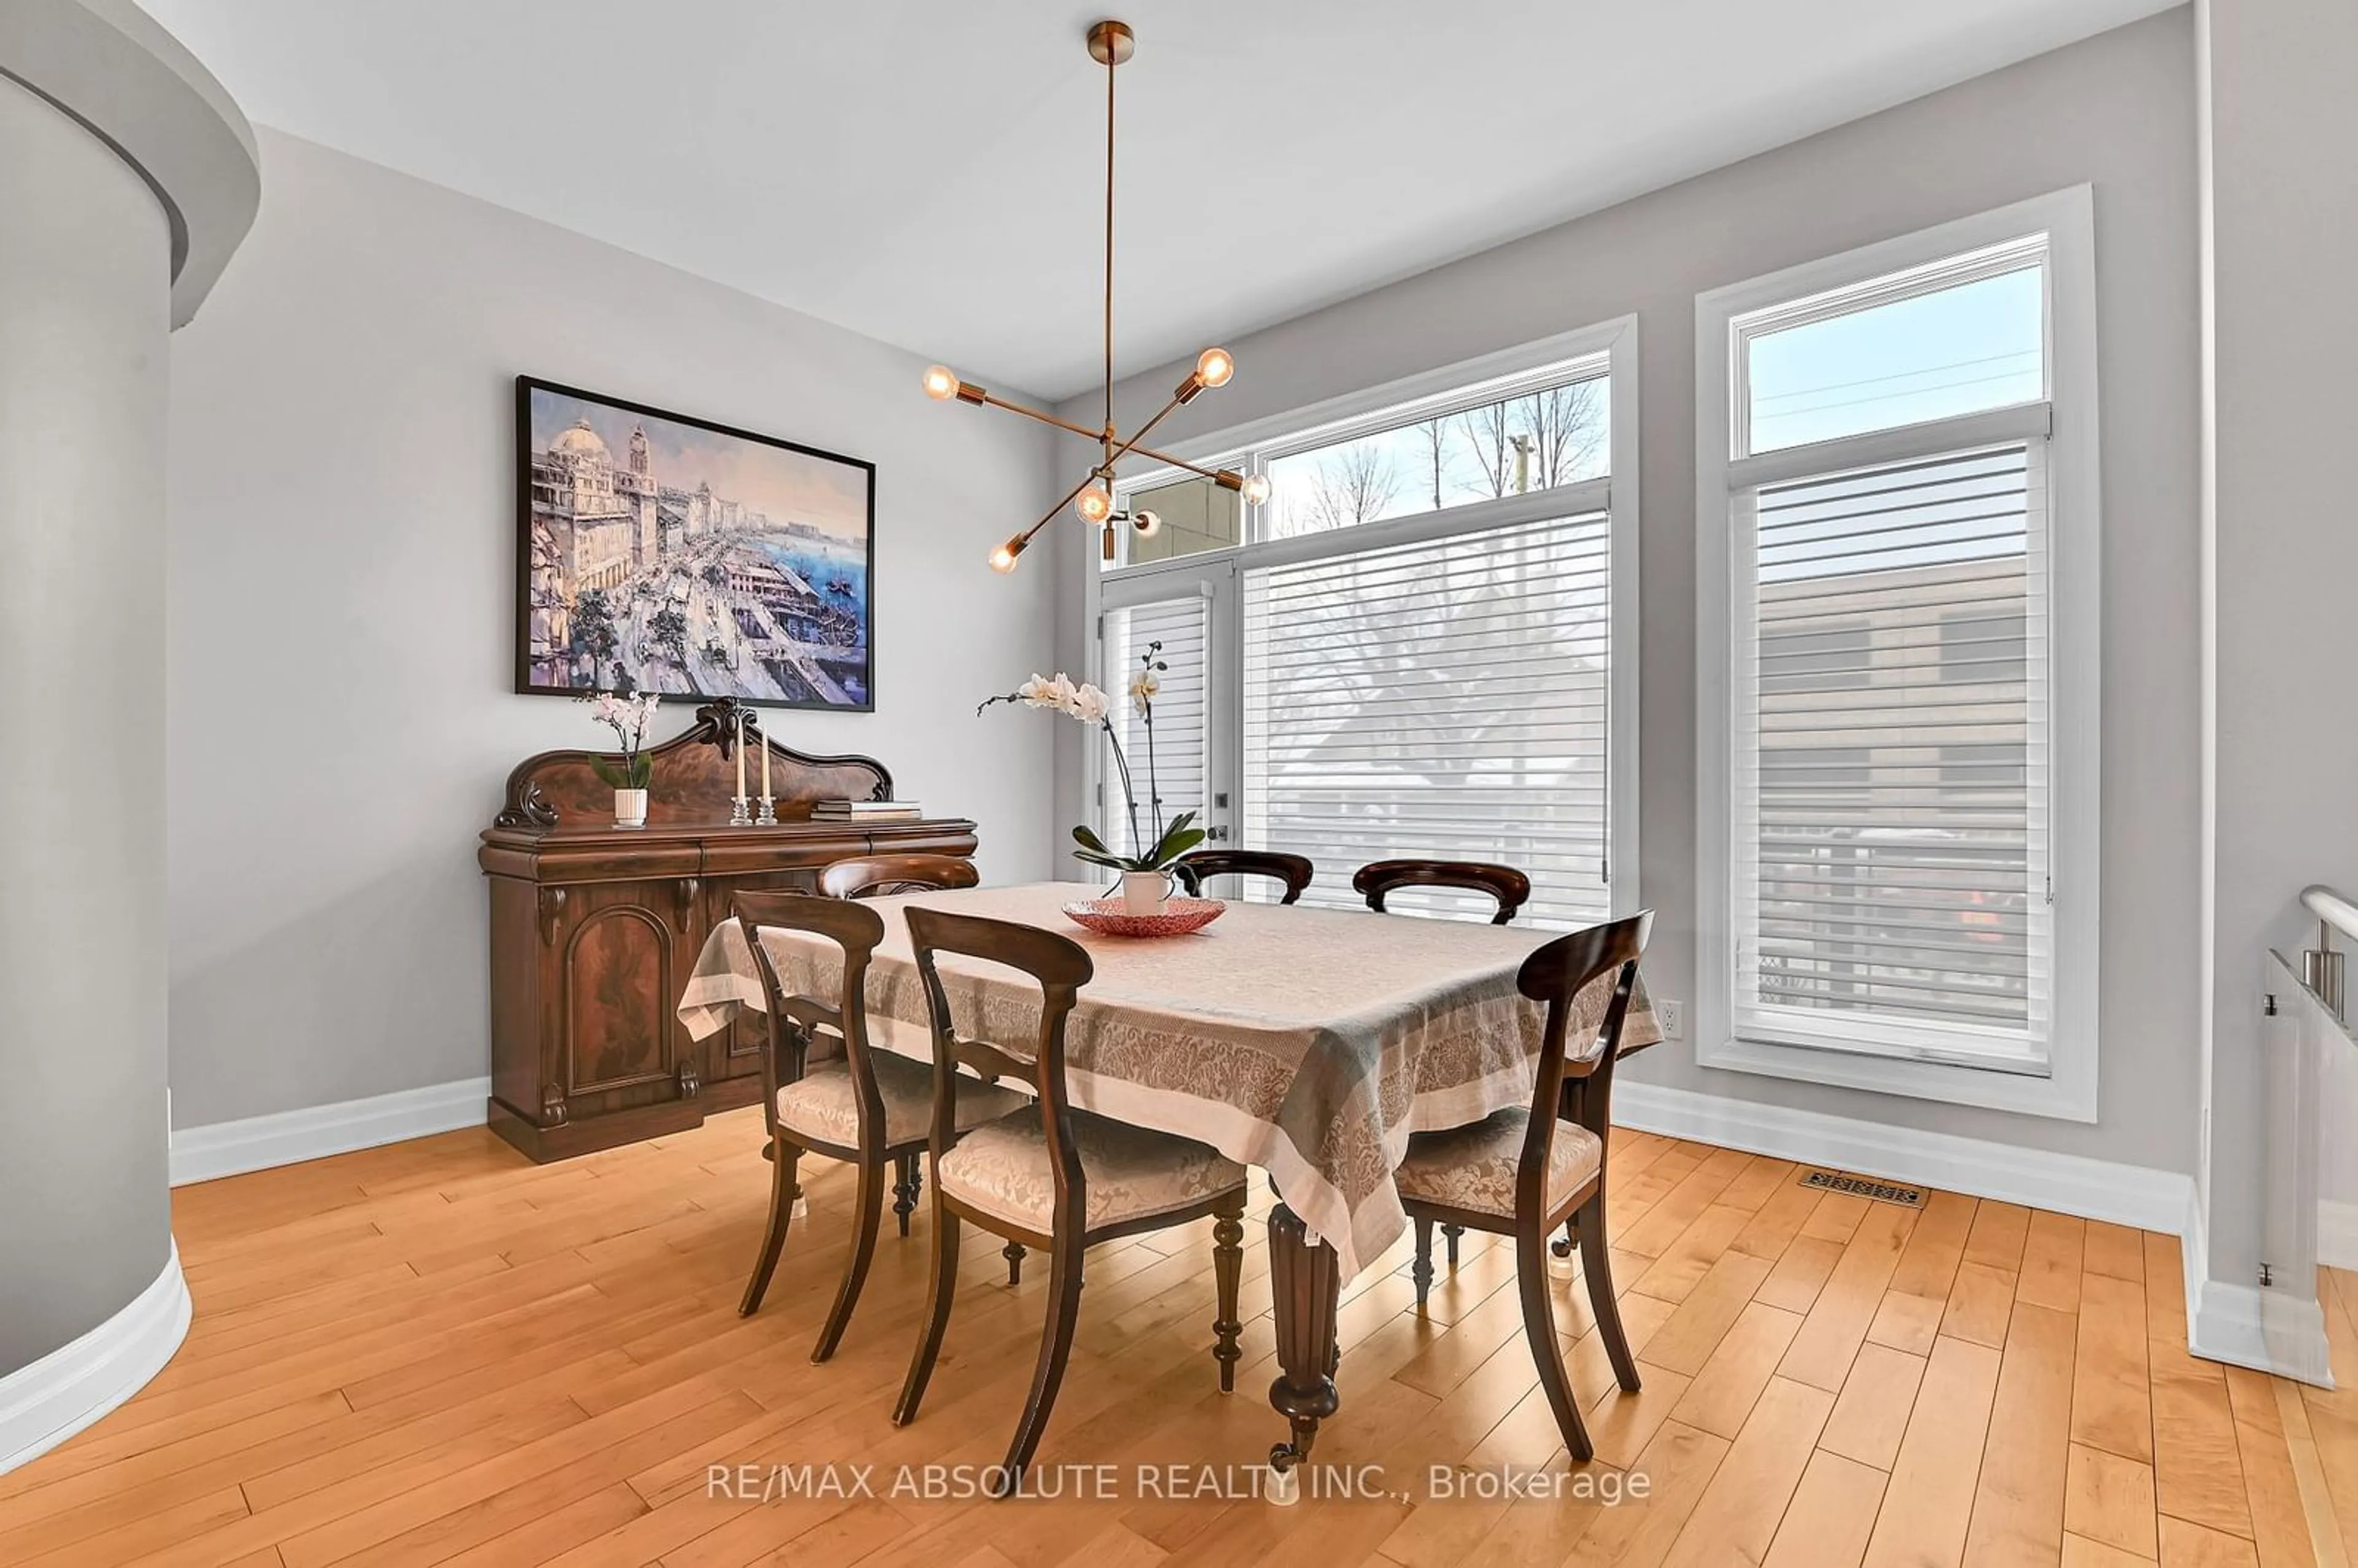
[613,788,648,829]
[1121,869,1172,915]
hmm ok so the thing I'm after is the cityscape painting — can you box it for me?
[515,378,874,710]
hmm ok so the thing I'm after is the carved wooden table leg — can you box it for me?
[1265,1195,1341,1494]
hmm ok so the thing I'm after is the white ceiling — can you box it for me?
[142,0,2176,400]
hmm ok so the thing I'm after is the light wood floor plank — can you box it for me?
[1888,1190,1980,1303]
[2076,1270,2158,1465]
[2162,1515,2265,1567]
[2152,1334,2258,1540]
[1560,1420,1730,1567]
[1861,1334,2002,1568]
[1821,1340,1929,1472]
[2020,1212,2089,1314]
[2066,1442,2161,1560]
[1764,1450,1886,1568]
[2085,1223,2147,1286]
[1667,1300,1804,1440]
[1963,1299,2079,1566]
[1661,1376,1834,1568]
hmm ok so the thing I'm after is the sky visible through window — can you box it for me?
[1746,265,2044,454]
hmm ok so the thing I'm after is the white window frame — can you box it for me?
[1694,187,2102,1121]
[1076,316,1643,923]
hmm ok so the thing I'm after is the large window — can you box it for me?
[1089,322,1640,928]
[1695,189,2100,1120]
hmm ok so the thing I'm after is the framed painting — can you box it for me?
[515,376,876,711]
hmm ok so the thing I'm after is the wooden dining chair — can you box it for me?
[820,853,979,901]
[1353,858,1531,925]
[1172,848,1315,904]
[894,907,1251,1496]
[733,892,1029,1361]
[1356,857,1536,1264]
[1392,909,1653,1462]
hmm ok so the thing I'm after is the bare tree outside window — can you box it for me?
[1457,379,1608,499]
[1415,417,1451,512]
[1269,440,1403,539]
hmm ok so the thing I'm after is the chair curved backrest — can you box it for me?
[1172,849,1315,905]
[820,853,979,901]
[732,891,888,1153]
[1511,910,1654,1220]
[905,907,1095,1227]
[1354,858,1532,925]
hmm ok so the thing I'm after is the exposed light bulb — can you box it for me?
[989,536,1025,573]
[1240,473,1272,505]
[1132,508,1162,538]
[1076,485,1114,523]
[1195,347,1235,389]
[922,365,960,401]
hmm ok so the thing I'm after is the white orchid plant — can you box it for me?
[578,690,665,791]
[980,642,1204,875]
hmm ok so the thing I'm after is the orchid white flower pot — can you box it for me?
[1121,869,1172,915]
[613,788,648,829]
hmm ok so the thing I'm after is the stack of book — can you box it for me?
[811,798,924,823]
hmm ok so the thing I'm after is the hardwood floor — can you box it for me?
[5,1106,2351,1568]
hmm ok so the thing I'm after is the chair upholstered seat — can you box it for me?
[936,1108,1247,1233]
[776,1054,1029,1151]
[1394,1108,1601,1221]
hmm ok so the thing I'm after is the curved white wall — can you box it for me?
[0,0,254,1472]
[0,66,175,1384]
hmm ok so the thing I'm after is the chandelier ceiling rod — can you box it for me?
[919,18,1272,574]
[1102,18,1116,476]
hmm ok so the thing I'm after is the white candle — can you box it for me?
[733,710,746,799]
[760,723,771,799]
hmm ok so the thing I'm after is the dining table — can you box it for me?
[675,879,1658,1480]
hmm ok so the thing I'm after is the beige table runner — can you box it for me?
[678,882,1656,1279]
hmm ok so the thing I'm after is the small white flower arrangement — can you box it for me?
[982,643,1202,875]
[578,689,665,791]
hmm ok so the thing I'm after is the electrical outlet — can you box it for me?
[1657,999,1685,1040]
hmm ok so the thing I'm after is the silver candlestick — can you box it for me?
[728,705,753,825]
[755,795,778,826]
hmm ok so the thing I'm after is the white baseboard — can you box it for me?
[1613,1080,2192,1233]
[169,1077,491,1187]
[0,1241,190,1475]
[2180,1197,2333,1388]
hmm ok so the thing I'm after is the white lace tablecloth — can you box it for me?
[677,881,1656,1280]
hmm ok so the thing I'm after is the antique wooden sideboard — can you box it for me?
[478,698,976,1162]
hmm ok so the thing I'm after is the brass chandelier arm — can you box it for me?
[1014,470,1107,549]
[1122,439,1243,489]
[970,384,1208,486]
[1102,390,1188,471]
[973,390,1110,446]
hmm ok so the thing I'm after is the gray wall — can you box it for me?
[1062,12,2202,1174]
[0,72,174,1371]
[164,131,1062,1131]
[2194,0,2358,1287]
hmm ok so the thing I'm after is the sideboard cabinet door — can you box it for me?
[547,881,694,1124]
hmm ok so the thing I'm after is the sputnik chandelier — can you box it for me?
[921,18,1270,573]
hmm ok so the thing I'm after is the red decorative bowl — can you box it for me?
[1061,896,1227,938]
